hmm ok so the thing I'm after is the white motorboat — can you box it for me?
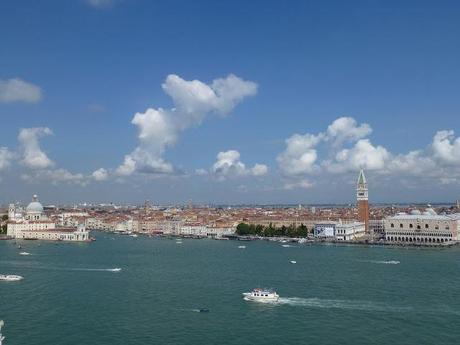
[0,320,5,345]
[243,288,279,302]
[0,275,23,282]
[108,268,122,272]
[238,245,246,249]
[19,252,31,256]
[290,260,297,264]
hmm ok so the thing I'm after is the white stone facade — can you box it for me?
[384,211,460,244]
[7,195,90,242]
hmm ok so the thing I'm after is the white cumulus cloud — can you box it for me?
[0,78,42,103]
[211,150,268,180]
[325,139,390,173]
[278,116,460,188]
[326,117,372,147]
[18,127,54,169]
[277,133,324,176]
[92,168,109,181]
[116,74,257,176]
[0,147,14,171]
[21,169,87,186]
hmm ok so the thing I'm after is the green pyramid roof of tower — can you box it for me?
[357,169,366,185]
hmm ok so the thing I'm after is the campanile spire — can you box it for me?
[357,169,370,233]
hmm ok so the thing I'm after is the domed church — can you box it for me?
[7,195,90,242]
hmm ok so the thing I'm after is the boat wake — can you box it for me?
[369,260,400,265]
[276,297,410,312]
[69,267,122,272]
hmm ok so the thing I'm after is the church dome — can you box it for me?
[26,195,44,214]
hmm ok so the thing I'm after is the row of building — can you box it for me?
[3,171,459,245]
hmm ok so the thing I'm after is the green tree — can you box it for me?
[236,223,250,235]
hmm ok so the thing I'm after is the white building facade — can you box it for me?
[314,221,366,241]
[7,195,90,242]
[384,210,460,244]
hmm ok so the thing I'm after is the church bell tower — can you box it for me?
[356,169,369,233]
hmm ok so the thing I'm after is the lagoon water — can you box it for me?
[1,233,460,345]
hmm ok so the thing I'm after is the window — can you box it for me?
[391,223,394,228]
[409,224,413,228]
[425,224,429,229]
[400,224,403,228]
[417,225,421,230]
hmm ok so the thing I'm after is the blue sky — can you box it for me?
[0,0,459,205]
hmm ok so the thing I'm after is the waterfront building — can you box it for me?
[356,169,370,233]
[384,209,460,244]
[314,221,366,241]
[369,219,385,237]
[7,195,90,242]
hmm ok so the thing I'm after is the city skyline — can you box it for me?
[1,0,460,204]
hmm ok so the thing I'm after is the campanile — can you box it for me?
[357,169,369,233]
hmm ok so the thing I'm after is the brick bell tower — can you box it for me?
[356,169,369,233]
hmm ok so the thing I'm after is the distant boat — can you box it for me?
[0,319,5,345]
[19,252,31,256]
[290,260,297,264]
[0,275,23,282]
[238,245,246,249]
[108,268,122,272]
[282,244,291,248]
[130,234,138,238]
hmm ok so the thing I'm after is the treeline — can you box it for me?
[0,215,7,234]
[236,222,312,238]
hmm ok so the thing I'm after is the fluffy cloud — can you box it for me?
[277,133,324,176]
[21,169,86,186]
[16,127,104,186]
[211,150,268,180]
[431,130,460,166]
[325,139,390,173]
[92,168,109,181]
[0,78,42,103]
[0,147,14,171]
[278,116,460,187]
[117,74,257,176]
[18,127,54,169]
[326,117,372,147]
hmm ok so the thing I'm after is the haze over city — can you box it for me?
[1,0,459,204]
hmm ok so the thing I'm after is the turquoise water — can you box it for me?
[1,233,459,345]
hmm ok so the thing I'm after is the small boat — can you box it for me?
[19,252,31,256]
[290,260,297,264]
[130,234,138,238]
[243,288,279,302]
[108,268,122,272]
[198,308,209,313]
[0,319,5,345]
[238,245,246,249]
[0,275,23,282]
[282,244,291,248]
